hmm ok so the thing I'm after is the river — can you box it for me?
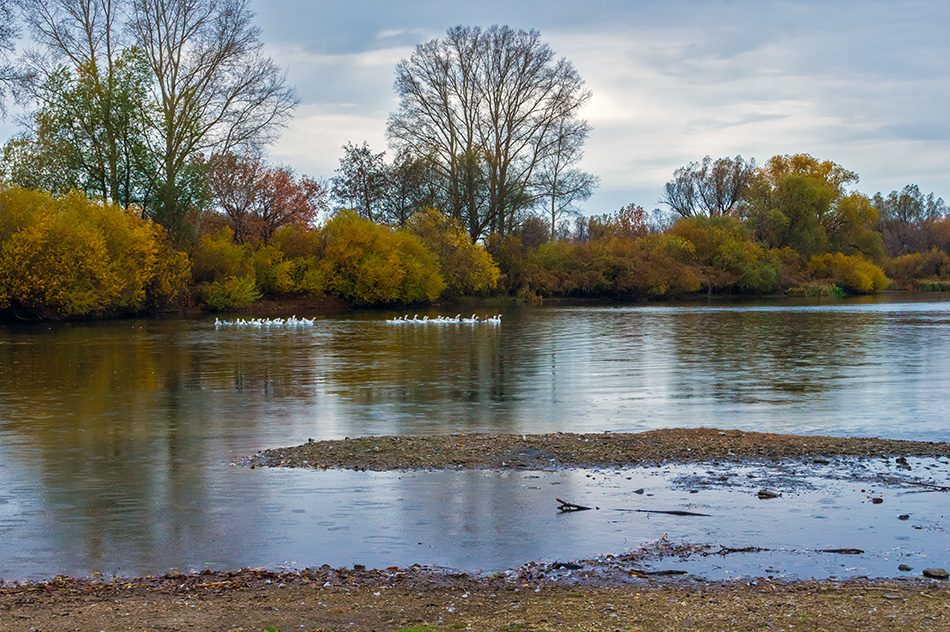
[1,294,948,579]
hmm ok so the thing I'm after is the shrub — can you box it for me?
[318,210,444,305]
[0,186,189,318]
[806,252,890,293]
[199,275,261,311]
[408,208,499,296]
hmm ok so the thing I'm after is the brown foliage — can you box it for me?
[208,152,327,244]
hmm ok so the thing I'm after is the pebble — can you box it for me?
[922,568,949,580]
[898,565,913,572]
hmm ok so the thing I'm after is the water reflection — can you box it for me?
[0,295,949,578]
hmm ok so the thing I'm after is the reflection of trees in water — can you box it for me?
[318,323,518,433]
[0,320,288,573]
[668,309,882,404]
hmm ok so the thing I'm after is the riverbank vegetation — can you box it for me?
[1,14,949,320]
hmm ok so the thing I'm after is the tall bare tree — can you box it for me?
[0,0,25,113]
[387,25,591,241]
[127,0,297,234]
[534,118,598,240]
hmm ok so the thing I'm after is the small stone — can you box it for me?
[923,568,949,580]
[898,564,913,572]
[870,497,884,504]
[757,490,780,499]
[898,514,910,520]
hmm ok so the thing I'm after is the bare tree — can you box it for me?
[128,0,297,233]
[534,118,598,240]
[661,155,754,218]
[0,0,27,114]
[387,25,591,241]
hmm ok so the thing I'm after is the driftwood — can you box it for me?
[879,477,950,492]
[556,498,592,512]
[614,508,711,517]
[818,548,864,554]
[715,545,770,555]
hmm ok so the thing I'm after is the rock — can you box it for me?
[870,497,884,504]
[898,514,910,520]
[757,490,780,499]
[899,564,913,572]
[922,568,949,580]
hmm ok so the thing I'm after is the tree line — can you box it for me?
[1,12,949,320]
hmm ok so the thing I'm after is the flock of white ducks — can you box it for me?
[386,313,501,325]
[215,316,317,328]
[214,313,502,327]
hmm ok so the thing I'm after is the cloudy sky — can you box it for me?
[5,0,949,214]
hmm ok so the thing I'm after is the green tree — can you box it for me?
[745,154,859,259]
[4,49,154,206]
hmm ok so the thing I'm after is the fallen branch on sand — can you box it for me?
[556,498,592,512]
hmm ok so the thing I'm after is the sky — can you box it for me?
[4,0,950,215]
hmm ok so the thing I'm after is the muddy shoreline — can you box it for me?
[3,565,949,631]
[243,427,950,471]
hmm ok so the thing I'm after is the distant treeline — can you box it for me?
[2,152,950,320]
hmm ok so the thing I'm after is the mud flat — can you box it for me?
[244,427,950,471]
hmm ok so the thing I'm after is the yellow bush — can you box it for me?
[0,186,189,318]
[319,210,444,305]
[807,252,890,293]
[408,208,500,296]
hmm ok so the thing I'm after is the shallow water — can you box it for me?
[1,294,949,579]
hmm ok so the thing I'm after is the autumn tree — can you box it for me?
[128,0,297,234]
[387,25,592,241]
[207,152,327,244]
[661,155,755,218]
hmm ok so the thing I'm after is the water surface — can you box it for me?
[1,294,948,578]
